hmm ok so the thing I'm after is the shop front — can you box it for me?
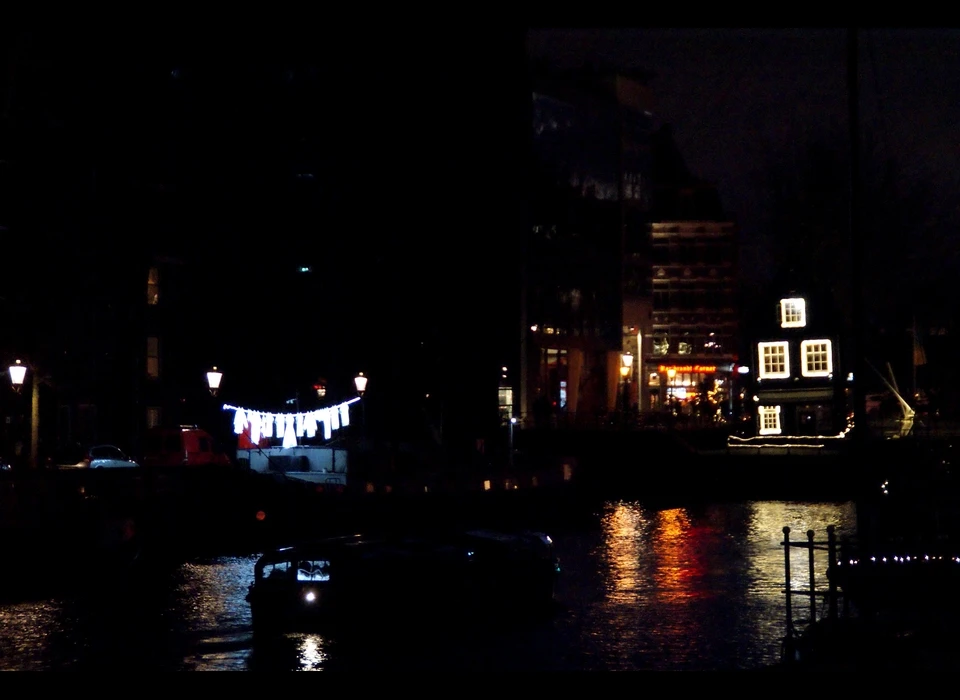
[646,362,735,422]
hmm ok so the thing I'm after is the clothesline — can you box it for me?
[223,397,361,447]
[221,397,359,420]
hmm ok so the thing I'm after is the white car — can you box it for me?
[62,445,140,469]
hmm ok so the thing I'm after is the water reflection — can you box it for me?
[584,500,858,670]
[171,556,258,635]
[0,601,64,671]
[298,635,328,670]
[0,500,858,671]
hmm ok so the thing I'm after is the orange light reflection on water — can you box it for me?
[651,507,713,603]
[603,501,652,603]
[601,502,719,606]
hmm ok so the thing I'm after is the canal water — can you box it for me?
[0,499,856,671]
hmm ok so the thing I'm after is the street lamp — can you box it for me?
[8,359,40,468]
[8,360,25,393]
[509,416,517,467]
[354,372,367,429]
[206,366,223,396]
[620,353,633,416]
[314,379,327,399]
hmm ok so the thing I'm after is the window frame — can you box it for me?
[758,405,782,435]
[800,339,833,378]
[147,267,160,306]
[146,336,160,379]
[758,341,790,379]
[780,298,806,328]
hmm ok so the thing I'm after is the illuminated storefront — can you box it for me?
[647,363,734,419]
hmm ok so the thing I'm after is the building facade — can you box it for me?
[637,124,741,422]
[644,219,739,420]
[741,292,850,440]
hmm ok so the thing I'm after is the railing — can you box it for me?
[780,525,847,665]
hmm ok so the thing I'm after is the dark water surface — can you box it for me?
[0,499,856,671]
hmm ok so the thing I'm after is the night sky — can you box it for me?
[528,28,960,290]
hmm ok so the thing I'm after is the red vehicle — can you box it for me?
[141,425,232,468]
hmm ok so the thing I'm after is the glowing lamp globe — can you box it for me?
[8,360,26,391]
[206,366,223,396]
[354,372,368,396]
[621,352,634,368]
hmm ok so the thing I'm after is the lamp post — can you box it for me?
[8,359,39,469]
[509,416,517,467]
[206,366,223,396]
[354,372,367,428]
[620,352,633,418]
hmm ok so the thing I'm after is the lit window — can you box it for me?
[801,339,833,377]
[780,298,806,328]
[147,267,160,306]
[146,336,160,379]
[498,387,514,424]
[758,341,790,379]
[146,406,161,429]
[758,405,782,435]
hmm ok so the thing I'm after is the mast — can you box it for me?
[912,315,917,401]
[849,28,868,449]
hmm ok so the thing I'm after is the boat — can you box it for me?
[245,529,562,636]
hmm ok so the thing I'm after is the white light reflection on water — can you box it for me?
[172,556,258,634]
[298,634,328,670]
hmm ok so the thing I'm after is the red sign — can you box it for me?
[658,364,718,373]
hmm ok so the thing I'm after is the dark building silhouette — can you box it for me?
[521,60,655,425]
[0,34,367,461]
[520,62,740,427]
[2,29,534,464]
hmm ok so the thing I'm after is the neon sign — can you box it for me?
[658,364,718,373]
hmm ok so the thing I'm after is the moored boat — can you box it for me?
[246,529,561,636]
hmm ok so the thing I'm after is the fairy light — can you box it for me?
[835,552,960,567]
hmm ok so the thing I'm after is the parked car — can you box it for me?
[58,445,140,469]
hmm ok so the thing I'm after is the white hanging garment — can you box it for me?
[250,412,262,444]
[322,408,332,440]
[262,413,274,439]
[233,408,247,435]
[283,414,297,448]
[330,404,340,431]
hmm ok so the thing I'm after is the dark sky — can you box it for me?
[527,28,960,270]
